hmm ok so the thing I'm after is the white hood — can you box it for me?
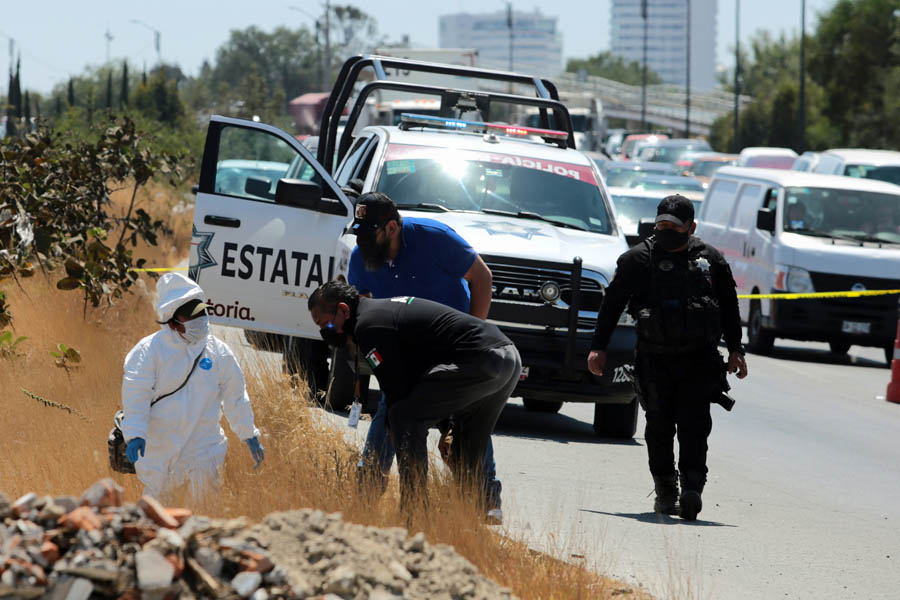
[404,211,627,281]
[156,272,206,323]
[780,232,900,279]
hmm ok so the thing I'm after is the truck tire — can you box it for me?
[829,341,851,355]
[325,345,356,411]
[593,397,638,439]
[522,398,563,413]
[747,301,775,355]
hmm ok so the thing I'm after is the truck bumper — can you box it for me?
[499,324,637,404]
[764,293,899,348]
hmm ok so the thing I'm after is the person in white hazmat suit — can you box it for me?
[121,272,264,500]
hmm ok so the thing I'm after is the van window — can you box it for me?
[703,180,738,224]
[783,186,900,243]
[335,136,370,186]
[732,184,762,230]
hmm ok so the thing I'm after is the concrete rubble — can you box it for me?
[0,480,516,599]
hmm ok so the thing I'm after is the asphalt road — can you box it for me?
[493,335,900,600]
[220,325,900,599]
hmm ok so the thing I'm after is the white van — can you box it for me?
[697,167,900,363]
[812,148,900,186]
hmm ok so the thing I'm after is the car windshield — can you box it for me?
[610,193,702,231]
[745,155,796,169]
[631,177,706,193]
[782,186,900,244]
[375,144,613,234]
[693,159,733,177]
[650,144,709,164]
[845,164,900,185]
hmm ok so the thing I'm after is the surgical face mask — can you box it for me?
[319,322,348,347]
[655,227,691,251]
[357,229,391,272]
[179,315,210,345]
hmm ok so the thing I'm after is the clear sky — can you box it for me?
[3,0,836,95]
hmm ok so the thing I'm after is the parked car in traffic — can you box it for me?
[601,160,677,187]
[629,174,706,194]
[609,187,703,246]
[639,138,713,164]
[812,149,900,185]
[791,151,820,172]
[681,152,739,186]
[697,167,900,363]
[621,133,669,161]
[737,147,798,169]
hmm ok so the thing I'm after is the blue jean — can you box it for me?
[358,394,501,501]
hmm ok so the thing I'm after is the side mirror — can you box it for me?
[637,219,656,241]
[757,208,776,232]
[275,178,347,216]
[245,176,274,199]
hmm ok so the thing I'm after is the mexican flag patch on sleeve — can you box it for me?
[365,348,383,369]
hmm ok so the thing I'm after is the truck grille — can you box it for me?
[809,272,900,310]
[484,259,605,312]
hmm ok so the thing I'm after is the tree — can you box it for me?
[67,78,75,106]
[12,55,22,118]
[120,61,129,108]
[23,91,30,126]
[106,69,113,110]
[808,0,900,147]
[566,51,662,86]
[130,71,185,126]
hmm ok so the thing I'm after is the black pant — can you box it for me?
[634,348,721,489]
[388,344,521,509]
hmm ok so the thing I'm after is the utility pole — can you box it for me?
[323,0,331,87]
[733,0,741,153]
[798,0,806,152]
[641,0,648,130]
[131,20,161,65]
[685,0,691,137]
[104,26,113,63]
[507,2,514,72]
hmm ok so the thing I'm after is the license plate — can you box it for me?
[519,366,530,382]
[841,320,870,334]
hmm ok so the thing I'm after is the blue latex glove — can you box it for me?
[126,438,145,464]
[245,437,264,468]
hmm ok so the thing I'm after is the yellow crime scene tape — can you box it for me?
[737,290,900,300]
[129,266,899,301]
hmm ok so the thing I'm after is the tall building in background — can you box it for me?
[439,9,563,78]
[611,0,717,89]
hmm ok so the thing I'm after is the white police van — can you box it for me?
[697,166,900,363]
[190,56,639,437]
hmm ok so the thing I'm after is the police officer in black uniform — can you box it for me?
[588,194,748,521]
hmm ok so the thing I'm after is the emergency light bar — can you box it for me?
[399,113,569,141]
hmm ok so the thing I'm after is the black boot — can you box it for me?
[652,475,679,515]
[679,471,705,521]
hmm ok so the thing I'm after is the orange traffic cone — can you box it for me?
[887,319,900,405]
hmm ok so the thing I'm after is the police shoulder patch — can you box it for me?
[658,259,674,272]
[365,348,383,369]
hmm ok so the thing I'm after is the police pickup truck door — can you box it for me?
[190,116,353,339]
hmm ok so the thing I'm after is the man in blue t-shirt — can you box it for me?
[348,192,502,518]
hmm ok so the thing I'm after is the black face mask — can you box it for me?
[319,325,348,347]
[655,228,691,251]
[357,230,392,272]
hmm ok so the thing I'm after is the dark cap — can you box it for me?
[655,194,695,227]
[352,192,400,237]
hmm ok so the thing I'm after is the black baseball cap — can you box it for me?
[655,194,695,227]
[352,192,400,237]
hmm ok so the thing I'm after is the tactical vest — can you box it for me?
[632,243,722,354]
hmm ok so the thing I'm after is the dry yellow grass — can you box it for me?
[0,182,652,600]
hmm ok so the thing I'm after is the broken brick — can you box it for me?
[164,508,193,527]
[138,496,178,529]
[40,541,60,564]
[58,507,102,532]
[165,553,184,578]
[80,479,124,509]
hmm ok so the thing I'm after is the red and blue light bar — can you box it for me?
[399,113,568,141]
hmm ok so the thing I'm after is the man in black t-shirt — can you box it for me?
[308,280,521,510]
